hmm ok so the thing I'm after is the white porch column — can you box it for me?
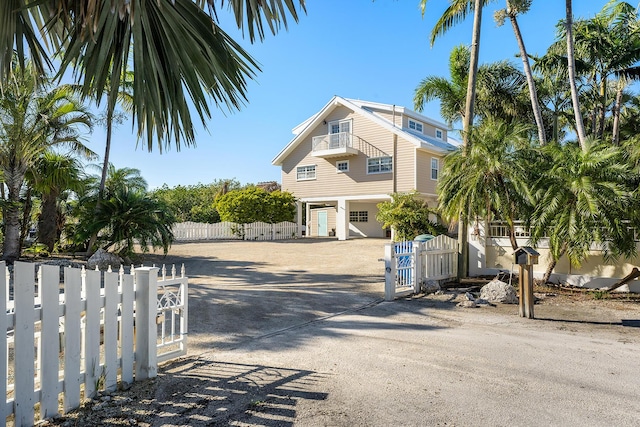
[336,198,350,241]
[296,201,303,238]
[305,202,311,237]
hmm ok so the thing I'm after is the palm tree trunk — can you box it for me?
[597,78,607,139]
[2,169,25,263]
[566,0,587,151]
[612,82,624,145]
[462,0,483,150]
[542,244,567,284]
[38,192,59,252]
[508,12,546,145]
[458,0,483,280]
[19,186,33,250]
[86,106,114,256]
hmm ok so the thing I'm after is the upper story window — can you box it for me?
[435,128,444,140]
[297,165,316,181]
[336,160,349,173]
[431,158,439,180]
[328,119,352,148]
[408,119,423,133]
[367,156,393,174]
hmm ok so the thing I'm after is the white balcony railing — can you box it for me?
[311,132,358,157]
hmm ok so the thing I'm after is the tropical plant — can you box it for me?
[437,119,535,250]
[1,0,306,152]
[81,188,175,258]
[215,186,295,224]
[0,59,93,262]
[29,152,85,252]
[528,139,638,283]
[376,192,446,242]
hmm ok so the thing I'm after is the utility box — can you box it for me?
[513,246,540,266]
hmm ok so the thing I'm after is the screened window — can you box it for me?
[297,165,316,181]
[367,156,393,174]
[431,158,439,180]
[408,119,423,133]
[349,211,368,222]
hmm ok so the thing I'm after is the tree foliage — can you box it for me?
[376,192,446,242]
[152,179,242,223]
[215,187,295,224]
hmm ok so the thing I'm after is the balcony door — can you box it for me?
[329,120,351,148]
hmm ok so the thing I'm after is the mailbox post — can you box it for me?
[513,246,539,319]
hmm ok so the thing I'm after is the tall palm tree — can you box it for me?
[1,0,305,152]
[495,0,547,145]
[0,60,94,262]
[565,0,588,150]
[421,0,490,279]
[529,139,637,283]
[438,118,535,251]
[29,152,85,252]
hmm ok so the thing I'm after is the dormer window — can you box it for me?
[408,119,423,133]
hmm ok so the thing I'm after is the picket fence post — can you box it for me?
[134,267,159,380]
[413,241,423,293]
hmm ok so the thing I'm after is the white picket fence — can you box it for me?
[172,221,298,241]
[3,261,188,426]
[384,235,458,301]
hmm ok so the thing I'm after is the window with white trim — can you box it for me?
[296,165,316,181]
[349,211,368,222]
[408,119,423,133]
[435,128,444,139]
[367,156,393,174]
[336,160,349,173]
[431,158,439,180]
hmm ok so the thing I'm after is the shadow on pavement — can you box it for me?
[150,358,329,427]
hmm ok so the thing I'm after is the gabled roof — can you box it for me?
[272,96,456,166]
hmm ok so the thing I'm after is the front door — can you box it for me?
[317,211,328,237]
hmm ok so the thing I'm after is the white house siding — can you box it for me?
[282,106,404,198]
[348,202,386,238]
[415,149,441,196]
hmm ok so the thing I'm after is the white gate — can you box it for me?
[384,235,458,301]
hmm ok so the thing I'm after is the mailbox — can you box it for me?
[513,246,539,265]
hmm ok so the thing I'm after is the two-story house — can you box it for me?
[272,96,456,240]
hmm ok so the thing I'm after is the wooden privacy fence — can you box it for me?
[3,262,188,426]
[172,221,298,241]
[383,235,458,301]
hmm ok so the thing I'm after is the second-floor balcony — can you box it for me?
[311,132,359,158]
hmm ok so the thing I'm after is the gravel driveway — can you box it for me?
[45,238,640,426]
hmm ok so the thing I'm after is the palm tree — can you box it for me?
[494,0,547,145]
[91,188,175,258]
[565,0,588,150]
[438,118,535,251]
[421,0,490,279]
[1,0,305,152]
[415,45,531,129]
[0,60,94,262]
[29,152,85,252]
[529,139,637,283]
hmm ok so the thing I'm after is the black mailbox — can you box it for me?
[513,246,539,265]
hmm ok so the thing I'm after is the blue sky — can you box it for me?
[97,0,610,189]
